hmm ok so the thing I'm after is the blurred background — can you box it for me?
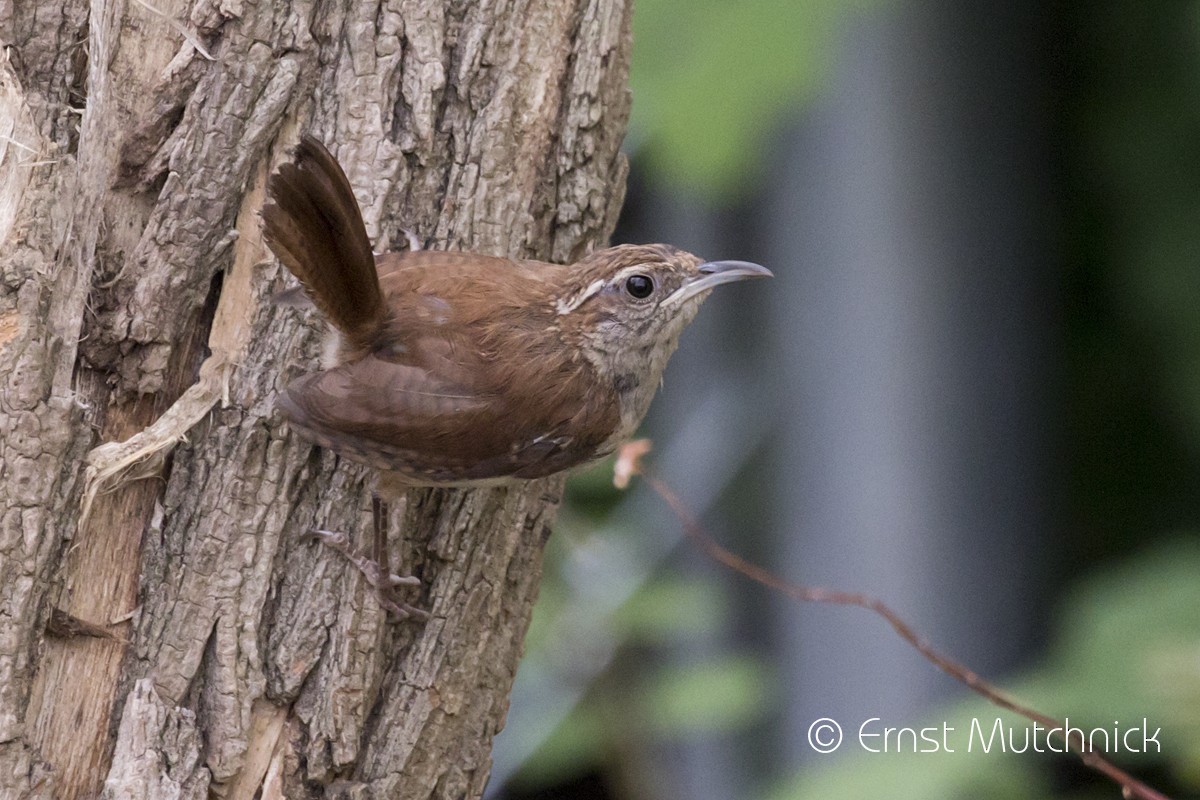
[492,2,1200,798]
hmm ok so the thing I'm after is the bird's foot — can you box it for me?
[304,527,429,621]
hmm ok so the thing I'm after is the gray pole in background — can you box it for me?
[761,0,1054,774]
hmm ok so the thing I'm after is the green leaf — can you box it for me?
[630,0,886,197]
[642,654,773,734]
[614,576,731,642]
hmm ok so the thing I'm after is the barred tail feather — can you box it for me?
[262,136,384,347]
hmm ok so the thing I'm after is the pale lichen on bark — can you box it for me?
[0,0,633,798]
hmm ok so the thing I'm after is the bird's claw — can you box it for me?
[304,526,426,622]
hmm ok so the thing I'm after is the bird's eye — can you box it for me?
[624,274,654,299]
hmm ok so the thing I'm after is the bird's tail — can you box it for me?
[262,136,384,348]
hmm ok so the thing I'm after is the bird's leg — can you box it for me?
[305,493,428,621]
[370,494,429,619]
[370,493,431,620]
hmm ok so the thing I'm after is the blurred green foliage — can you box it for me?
[641,654,772,736]
[517,567,772,789]
[629,0,881,197]
[1064,2,1200,556]
[766,538,1200,800]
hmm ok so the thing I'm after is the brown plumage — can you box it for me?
[262,137,383,349]
[262,136,770,488]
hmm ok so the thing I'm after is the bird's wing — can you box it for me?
[279,353,613,482]
[279,248,619,481]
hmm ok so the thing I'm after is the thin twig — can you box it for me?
[616,441,1171,800]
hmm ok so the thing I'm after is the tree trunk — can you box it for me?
[0,1,632,797]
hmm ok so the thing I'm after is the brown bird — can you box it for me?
[262,136,770,616]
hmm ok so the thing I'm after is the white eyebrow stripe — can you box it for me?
[556,278,607,315]
[611,264,653,284]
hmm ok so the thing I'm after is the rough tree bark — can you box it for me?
[0,0,632,797]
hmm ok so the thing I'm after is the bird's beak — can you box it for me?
[662,260,774,307]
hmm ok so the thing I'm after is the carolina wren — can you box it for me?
[262,136,771,492]
[262,137,768,617]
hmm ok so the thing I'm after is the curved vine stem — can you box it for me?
[616,440,1171,800]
